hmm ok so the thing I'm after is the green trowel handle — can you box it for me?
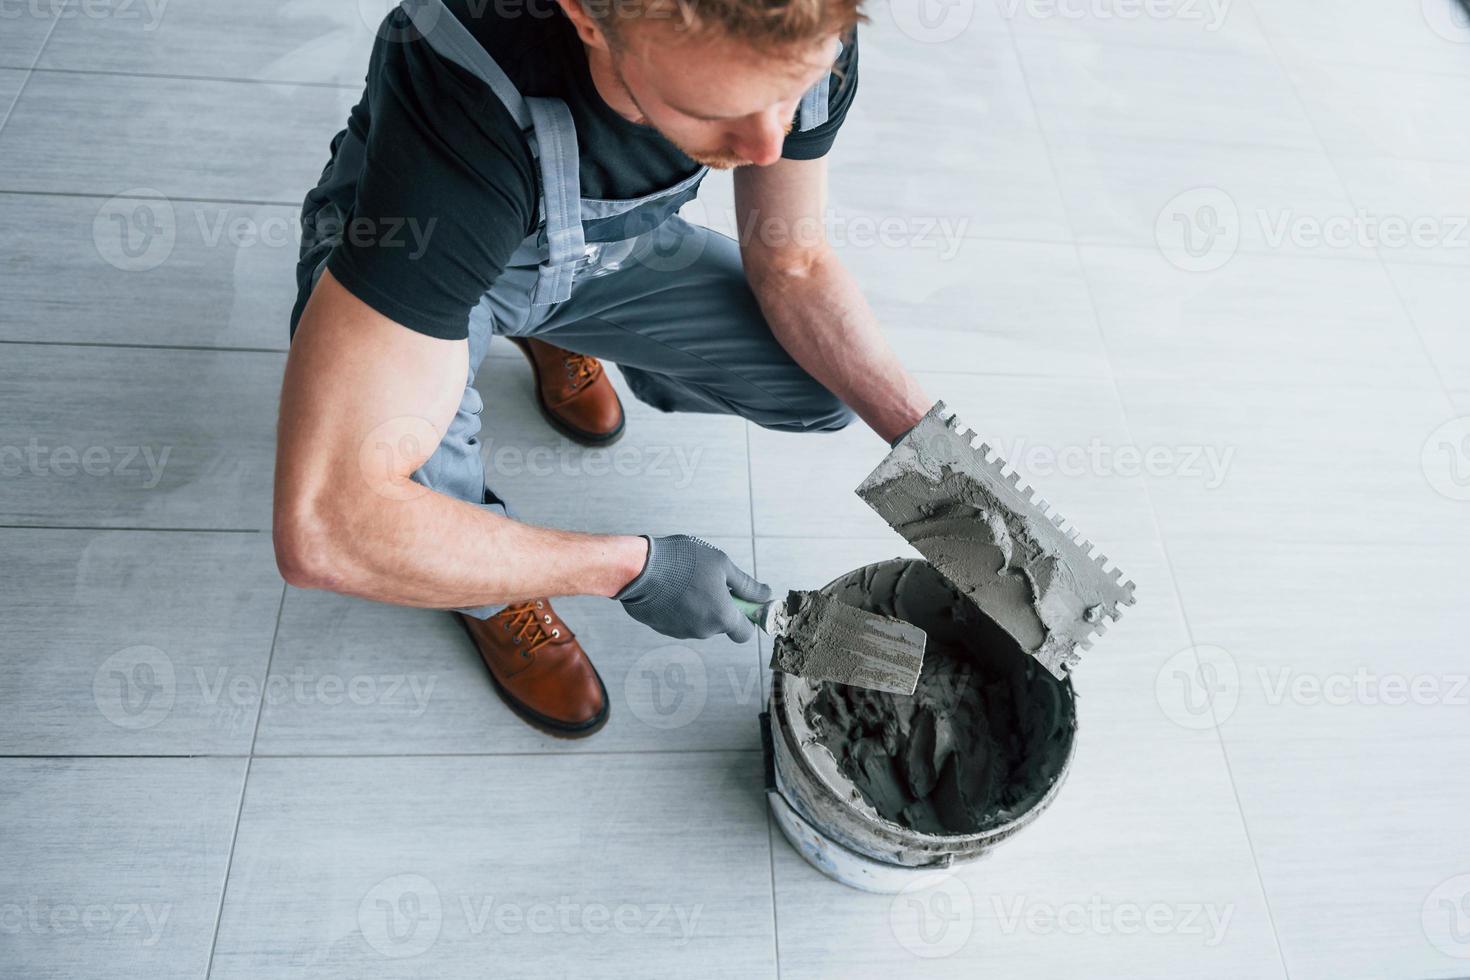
[730,595,770,631]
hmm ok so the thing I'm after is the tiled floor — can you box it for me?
[3,0,1468,977]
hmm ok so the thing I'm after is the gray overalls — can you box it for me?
[294,0,854,618]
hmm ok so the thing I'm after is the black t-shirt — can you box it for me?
[321,0,860,340]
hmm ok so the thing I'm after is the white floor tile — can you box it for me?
[1117,379,1468,547]
[838,238,1112,379]
[1223,737,1470,980]
[1331,155,1470,269]
[38,0,376,85]
[1018,35,1318,151]
[0,345,281,529]
[0,758,245,980]
[1288,60,1470,163]
[1385,261,1470,389]
[0,66,24,122]
[1164,534,1470,745]
[0,529,282,754]
[1252,0,1470,77]
[0,192,297,349]
[1048,136,1365,259]
[0,4,58,67]
[1001,0,1269,51]
[211,754,777,978]
[255,538,764,755]
[0,70,354,201]
[1081,244,1438,388]
[828,30,1071,242]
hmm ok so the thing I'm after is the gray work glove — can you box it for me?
[615,535,771,642]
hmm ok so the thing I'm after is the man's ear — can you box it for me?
[554,0,612,52]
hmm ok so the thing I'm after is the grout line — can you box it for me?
[0,188,305,208]
[0,524,262,533]
[1246,9,1459,413]
[204,582,284,979]
[746,418,782,980]
[0,1,65,136]
[765,809,783,980]
[1004,8,1294,978]
[22,64,361,91]
[0,748,767,760]
[0,339,288,354]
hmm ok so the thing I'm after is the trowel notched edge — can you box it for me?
[855,400,1136,679]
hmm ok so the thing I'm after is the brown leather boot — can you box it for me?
[509,337,625,446]
[455,599,609,737]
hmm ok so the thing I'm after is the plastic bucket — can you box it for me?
[763,558,1078,893]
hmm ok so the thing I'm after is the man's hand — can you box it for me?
[734,156,931,444]
[615,535,771,642]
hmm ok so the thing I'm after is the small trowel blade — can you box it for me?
[766,590,926,696]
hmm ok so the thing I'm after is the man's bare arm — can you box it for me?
[273,269,648,605]
[733,156,930,443]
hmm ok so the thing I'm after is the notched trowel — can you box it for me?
[733,591,927,696]
[856,400,1137,680]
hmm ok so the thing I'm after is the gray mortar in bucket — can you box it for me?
[768,559,1077,878]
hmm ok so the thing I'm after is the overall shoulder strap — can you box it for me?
[400,0,532,130]
[797,39,843,131]
[525,96,587,305]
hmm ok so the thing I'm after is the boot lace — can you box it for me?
[564,351,602,391]
[498,600,560,656]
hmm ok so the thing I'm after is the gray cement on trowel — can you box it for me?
[856,401,1135,679]
[769,590,925,696]
[800,560,1075,836]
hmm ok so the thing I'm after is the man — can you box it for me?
[274,0,931,737]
